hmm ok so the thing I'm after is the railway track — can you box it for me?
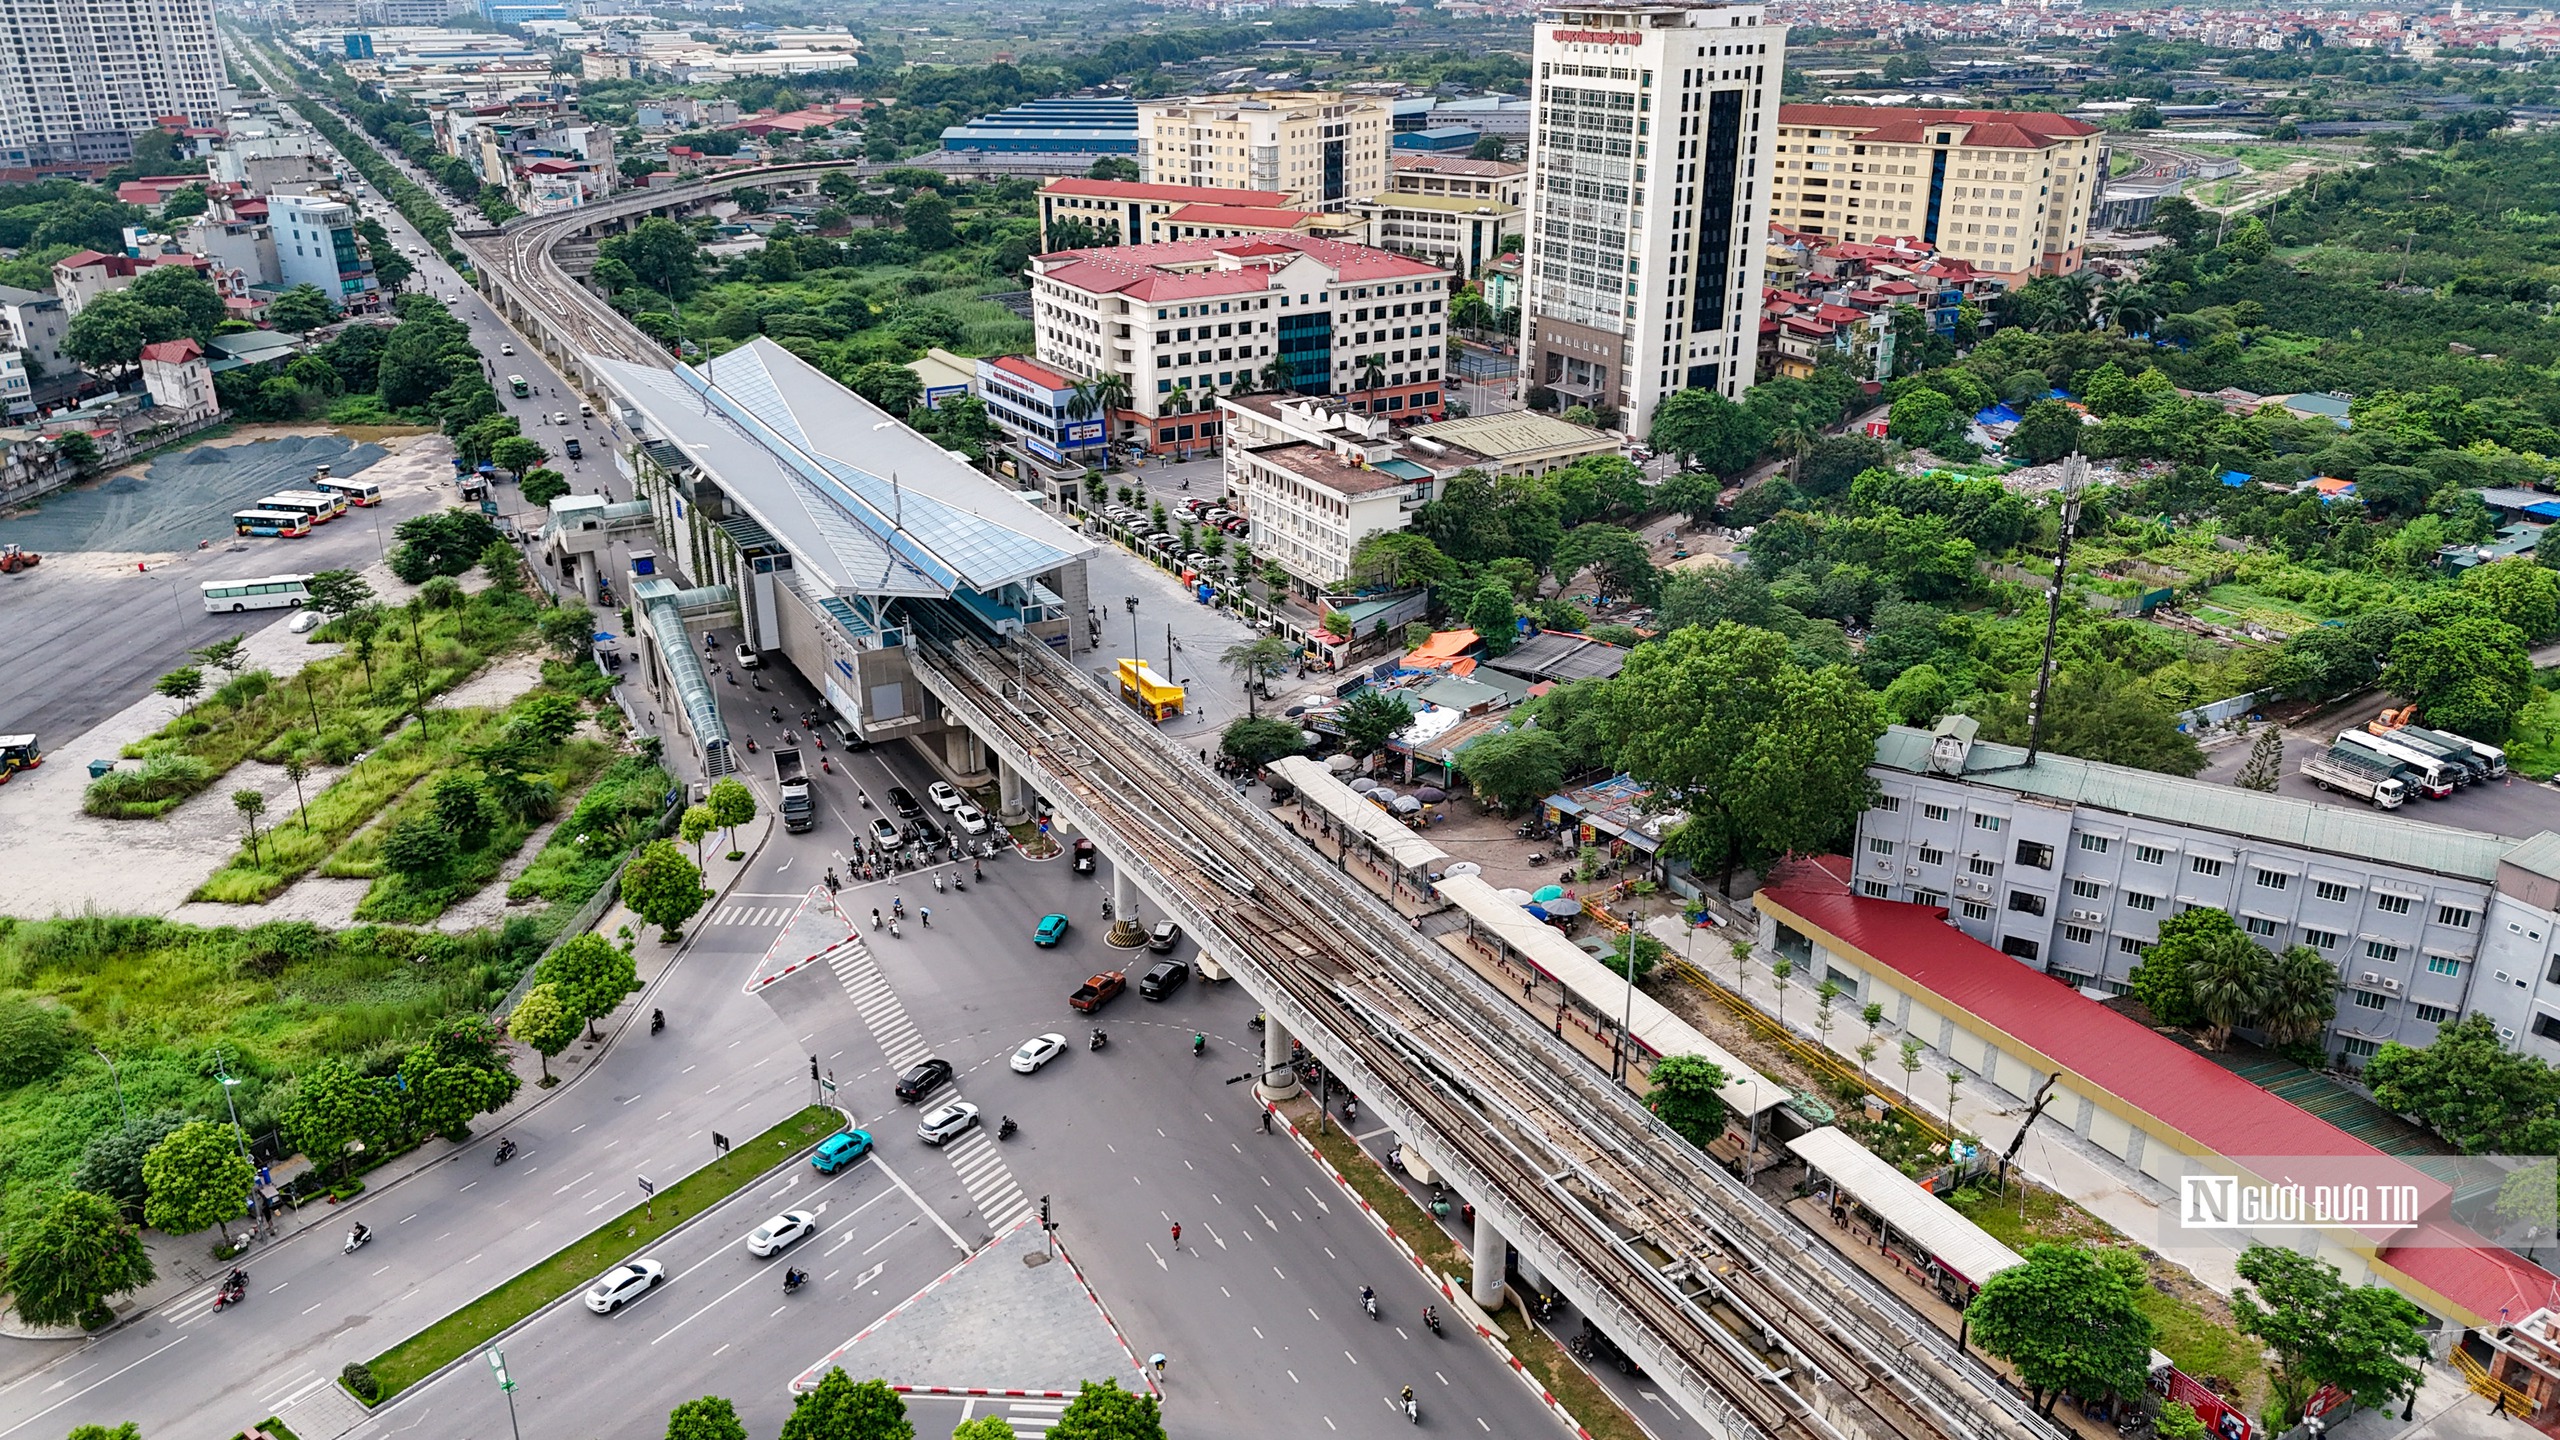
[908,617,2061,1440]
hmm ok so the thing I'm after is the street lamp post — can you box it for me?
[487,1349,524,1440]
[213,1051,249,1157]
[93,1046,127,1126]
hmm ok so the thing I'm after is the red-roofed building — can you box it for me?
[1772,105,2104,281]
[139,337,215,424]
[51,251,138,317]
[116,175,203,208]
[1029,234,1454,456]
[1037,177,1298,251]
[1756,857,2560,1328]
[976,353,1109,466]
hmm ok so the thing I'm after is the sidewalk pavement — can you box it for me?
[0,812,776,1343]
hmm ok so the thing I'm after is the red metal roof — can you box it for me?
[1044,178,1292,207]
[1779,104,2100,149]
[1037,234,1445,302]
[1161,203,1311,229]
[140,337,203,364]
[991,354,1075,392]
[1758,858,2560,1325]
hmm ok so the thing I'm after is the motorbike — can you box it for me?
[997,1116,1017,1140]
[953,874,966,892]
[650,1008,664,1035]
[494,1139,518,1165]
[1404,1397,1419,1425]
[345,1226,371,1254]
[1423,1307,1442,1337]
[746,737,758,754]
[1192,1033,1206,1058]
[1526,852,1548,865]
[860,791,872,807]
[783,1268,806,1295]
[1362,1293,1380,1321]
[214,1270,249,1311]
[1248,1012,1265,1030]
[822,756,832,774]
[1090,1029,1109,1052]
[934,873,946,894]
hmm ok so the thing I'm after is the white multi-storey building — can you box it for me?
[1028,234,1453,457]
[0,0,224,169]
[1136,92,1393,212]
[270,194,381,315]
[1522,0,1784,435]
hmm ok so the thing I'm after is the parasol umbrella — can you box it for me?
[1533,885,1566,903]
[1524,903,1550,920]
[1413,786,1448,803]
[1545,896,1583,917]
[1326,754,1356,773]
[1391,795,1423,814]
[1349,777,1378,793]
[1443,861,1481,878]
[1496,888,1534,905]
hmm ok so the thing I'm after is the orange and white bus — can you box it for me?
[258,490,349,523]
[312,475,382,507]
[233,509,312,538]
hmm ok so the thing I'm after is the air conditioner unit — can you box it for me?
[1904,867,1920,876]
[2383,978,2402,992]
[2361,971,2380,984]
[2071,909,2098,922]
[2503,1027,2518,1041]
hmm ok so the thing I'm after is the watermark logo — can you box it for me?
[2178,1174,2422,1232]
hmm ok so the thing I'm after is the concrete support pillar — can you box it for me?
[1470,1207,1506,1312]
[1108,864,1146,948]
[996,757,1029,824]
[1258,1016,1300,1101]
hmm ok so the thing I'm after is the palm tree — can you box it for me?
[1770,418,1819,483]
[2054,270,2102,329]
[1220,635,1294,718]
[2260,945,2338,1049]
[2190,933,2274,1051]
[1086,370,1133,443]
[1065,379,1101,423]
[1259,357,1296,394]
[1357,353,1387,393]
[1166,384,1192,416]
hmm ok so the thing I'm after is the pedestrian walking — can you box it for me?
[1261,1107,1273,1134]
[1170,1222,1181,1250]
[872,907,882,929]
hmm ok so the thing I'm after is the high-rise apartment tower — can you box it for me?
[1522,2,1783,435]
[0,0,224,169]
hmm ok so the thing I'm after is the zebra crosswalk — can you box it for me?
[823,937,1033,1232]
[710,903,794,927]
[998,1399,1067,1436]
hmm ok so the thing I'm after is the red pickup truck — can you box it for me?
[1069,972,1126,1013]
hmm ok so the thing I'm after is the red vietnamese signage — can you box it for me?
[1550,28,1640,44]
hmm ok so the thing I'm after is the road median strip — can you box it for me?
[358,1103,842,1401]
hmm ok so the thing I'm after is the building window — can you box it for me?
[1973,814,2004,833]
[1913,889,1946,908]
[2376,894,2413,916]
[2190,857,2225,878]
[2416,1004,2452,1024]
[2123,892,2159,912]
[2352,989,2388,1012]
[2314,881,2352,903]
[2117,936,2145,955]
[2303,929,2340,950]
[1960,901,1992,922]
[2254,869,2289,891]
[2134,844,2166,866]
[2015,840,2054,870]
[1967,856,1997,877]
[1918,845,1947,866]
[2063,924,2096,945]
[1860,880,1889,898]
[2366,941,2400,964]
[2437,905,2477,929]
[1923,803,1952,822]
[1876,796,1902,813]
[2001,935,2041,961]
[1867,837,1895,856]
[2070,879,2103,900]
[2008,891,2047,916]
[2078,834,2111,854]
[2427,955,2463,977]
[2342,1037,2380,1060]
[2244,916,2279,938]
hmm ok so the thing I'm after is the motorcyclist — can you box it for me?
[1193,1032,1206,1056]
[348,1223,369,1247]
[1423,1305,1439,1333]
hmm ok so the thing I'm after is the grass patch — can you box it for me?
[1485,1306,1652,1440]
[360,1104,842,1400]
[98,587,545,818]
[2508,679,2560,781]
[242,1417,302,1440]
[506,756,677,905]
[342,736,616,923]
[193,709,503,903]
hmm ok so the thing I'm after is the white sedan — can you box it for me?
[917,1100,980,1146]
[953,803,988,835]
[583,1259,664,1313]
[1010,1033,1067,1073]
[745,1209,816,1257]
[928,781,963,812]
[500,342,515,356]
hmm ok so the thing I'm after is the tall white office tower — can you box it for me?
[0,0,224,169]
[1522,2,1783,435]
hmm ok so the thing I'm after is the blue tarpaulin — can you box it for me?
[2527,501,2560,522]
[2219,470,2253,488]
[1976,404,2022,427]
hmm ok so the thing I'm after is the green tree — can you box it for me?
[1601,624,1883,895]
[64,1424,142,1440]
[848,361,923,416]
[0,1189,155,1329]
[508,983,579,1083]
[778,1368,914,1440]
[2234,727,2283,792]
[380,814,457,879]
[1219,635,1293,718]
[1976,665,2205,776]
[2128,907,2248,1030]
[1886,387,1960,450]
[70,1111,188,1218]
[2231,1244,2429,1425]
[2366,1013,2560,1153]
[680,803,716,868]
[1220,716,1307,769]
[706,776,758,859]
[275,1059,391,1182]
[231,788,267,866]
[154,666,204,713]
[1550,524,1660,606]
[902,192,957,251]
[266,284,336,333]
[1644,1054,1732,1149]
[305,568,376,621]
[2381,612,2533,742]
[56,431,100,471]
[407,1051,517,1142]
[191,634,247,680]
[1048,1379,1165,1440]
[622,840,707,942]
[2260,945,2338,1050]
[2004,400,2084,464]
[1966,1244,2157,1416]
[2188,928,2272,1051]
[1647,388,1766,474]
[2222,215,2273,264]
[491,435,550,482]
[666,1395,750,1440]
[599,216,704,300]
[432,772,491,848]
[141,1120,253,1244]
[2459,558,2560,642]
[521,468,571,508]
[1451,727,1570,813]
[1337,689,1415,758]
[536,932,642,1039]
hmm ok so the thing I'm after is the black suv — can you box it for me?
[907,814,946,847]
[887,786,922,817]
[893,1057,953,1101]
[1139,959,1191,1000]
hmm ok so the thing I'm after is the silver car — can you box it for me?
[582,1259,663,1313]
[916,1100,980,1146]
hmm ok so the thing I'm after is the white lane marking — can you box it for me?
[0,1334,190,1439]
